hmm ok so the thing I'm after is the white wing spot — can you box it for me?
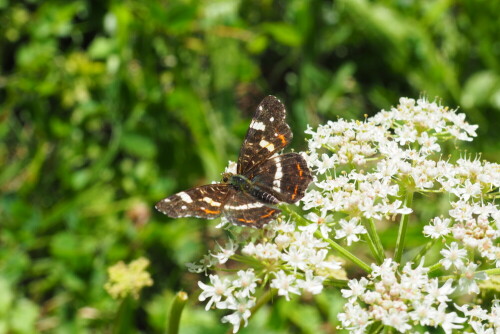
[270,117,274,122]
[258,105,263,111]
[259,139,275,152]
[250,121,266,131]
[225,202,264,210]
[181,205,187,210]
[273,159,283,193]
[178,192,193,203]
[203,197,221,207]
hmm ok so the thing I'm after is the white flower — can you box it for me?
[338,303,372,333]
[224,160,237,174]
[370,258,398,279]
[456,300,500,332]
[270,270,300,301]
[457,262,488,294]
[219,294,255,333]
[233,269,258,298]
[424,278,455,304]
[307,248,342,271]
[211,240,238,264]
[440,242,468,270]
[451,179,482,201]
[449,201,474,222]
[186,254,217,273]
[334,217,367,246]
[417,132,441,153]
[410,300,436,325]
[434,303,466,334]
[341,277,368,301]
[242,242,280,261]
[381,309,412,333]
[302,211,333,238]
[297,270,325,294]
[281,245,308,271]
[424,217,452,239]
[274,233,292,249]
[394,124,417,145]
[316,153,338,174]
[198,275,233,310]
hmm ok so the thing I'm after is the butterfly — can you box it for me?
[155,95,313,228]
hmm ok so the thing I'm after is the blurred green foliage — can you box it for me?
[1,0,499,332]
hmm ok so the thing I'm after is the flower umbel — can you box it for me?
[105,257,153,299]
[339,259,468,333]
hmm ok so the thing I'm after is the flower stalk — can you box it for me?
[394,190,414,264]
[363,218,385,264]
[168,292,189,334]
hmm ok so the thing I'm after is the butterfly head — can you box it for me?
[221,172,233,184]
[221,173,253,193]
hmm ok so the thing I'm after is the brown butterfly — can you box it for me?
[156,96,312,228]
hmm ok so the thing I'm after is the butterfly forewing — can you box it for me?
[223,192,281,228]
[155,184,233,219]
[248,152,313,204]
[237,96,292,175]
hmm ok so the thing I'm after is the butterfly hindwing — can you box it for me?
[247,152,313,204]
[223,192,281,228]
[155,184,233,219]
[237,96,292,175]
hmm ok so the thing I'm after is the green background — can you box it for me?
[1,0,499,333]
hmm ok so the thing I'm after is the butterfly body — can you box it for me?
[224,173,280,205]
[156,96,313,228]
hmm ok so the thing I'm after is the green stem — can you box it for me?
[411,239,437,265]
[364,218,385,264]
[231,254,264,267]
[168,291,188,334]
[113,296,135,334]
[369,322,384,334]
[279,203,311,226]
[362,231,381,265]
[428,262,442,274]
[416,188,444,193]
[325,278,349,288]
[482,268,500,276]
[394,190,414,264]
[437,275,456,281]
[252,288,275,314]
[319,233,372,273]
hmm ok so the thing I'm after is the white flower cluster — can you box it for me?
[303,97,499,266]
[422,158,500,266]
[198,270,257,333]
[190,221,343,333]
[340,259,466,333]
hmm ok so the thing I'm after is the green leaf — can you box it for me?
[121,133,157,159]
[461,70,500,108]
[88,37,115,59]
[0,278,14,316]
[263,23,303,47]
